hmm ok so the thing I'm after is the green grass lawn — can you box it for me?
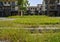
[0,29,60,42]
[13,15,60,25]
[0,15,60,28]
[0,15,60,42]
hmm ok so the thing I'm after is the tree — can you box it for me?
[18,0,29,16]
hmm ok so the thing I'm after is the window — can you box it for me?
[8,2,10,4]
[12,7,15,8]
[12,7,15,10]
[50,0,56,4]
[4,2,6,4]
[45,0,48,4]
[45,6,48,9]
[31,8,32,9]
[40,8,41,10]
[12,2,15,5]
[50,6,55,9]
[0,2,3,5]
[0,7,2,9]
[11,6,15,10]
[35,8,36,10]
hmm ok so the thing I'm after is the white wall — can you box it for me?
[15,6,18,10]
[42,0,46,11]
[3,1,18,6]
[3,2,10,6]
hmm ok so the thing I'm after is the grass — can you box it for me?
[14,16,60,25]
[0,15,60,28]
[0,29,60,42]
[5,15,60,28]
[0,15,60,42]
[8,15,60,25]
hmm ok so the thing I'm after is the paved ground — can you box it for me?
[0,17,15,21]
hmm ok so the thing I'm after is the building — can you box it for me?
[37,4,42,14]
[27,6,37,15]
[42,0,60,16]
[0,0,18,17]
[27,4,42,15]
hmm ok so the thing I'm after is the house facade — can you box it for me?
[0,0,18,17]
[27,4,42,15]
[42,0,60,16]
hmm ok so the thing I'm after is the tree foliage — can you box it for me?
[18,0,29,10]
[18,0,29,16]
[18,0,23,5]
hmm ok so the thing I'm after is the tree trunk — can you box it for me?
[21,10,23,16]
